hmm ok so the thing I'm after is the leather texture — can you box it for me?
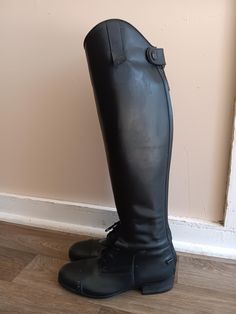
[58,18,176,298]
[69,238,105,261]
[69,222,120,261]
[84,19,173,251]
[59,247,175,298]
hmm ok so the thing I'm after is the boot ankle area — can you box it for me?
[133,248,176,287]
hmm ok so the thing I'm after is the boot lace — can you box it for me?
[105,220,120,233]
[99,221,121,270]
[99,245,121,270]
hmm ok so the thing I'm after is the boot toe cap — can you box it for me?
[58,261,85,293]
[58,258,132,298]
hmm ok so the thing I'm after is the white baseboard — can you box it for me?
[0,192,235,260]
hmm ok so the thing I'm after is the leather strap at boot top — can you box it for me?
[146,47,166,67]
[106,21,126,66]
[146,47,169,89]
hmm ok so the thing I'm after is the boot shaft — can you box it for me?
[84,19,173,250]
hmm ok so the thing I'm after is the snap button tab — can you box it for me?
[151,51,157,60]
[146,47,166,67]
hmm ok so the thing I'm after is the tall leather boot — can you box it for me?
[58,19,177,298]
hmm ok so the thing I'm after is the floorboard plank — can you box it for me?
[177,254,236,295]
[14,254,236,314]
[0,221,89,259]
[1,222,236,314]
[0,246,35,281]
[0,280,100,314]
[98,307,136,314]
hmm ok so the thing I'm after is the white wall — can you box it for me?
[0,0,235,222]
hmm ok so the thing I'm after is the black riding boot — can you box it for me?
[59,19,176,298]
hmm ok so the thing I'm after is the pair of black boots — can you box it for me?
[58,19,177,299]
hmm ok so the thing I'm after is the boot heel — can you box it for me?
[141,275,175,295]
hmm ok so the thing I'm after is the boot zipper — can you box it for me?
[157,65,170,91]
[156,65,176,262]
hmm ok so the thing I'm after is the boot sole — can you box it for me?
[140,274,175,295]
[58,275,128,299]
[58,274,175,299]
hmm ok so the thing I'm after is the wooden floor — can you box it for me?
[0,222,236,314]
